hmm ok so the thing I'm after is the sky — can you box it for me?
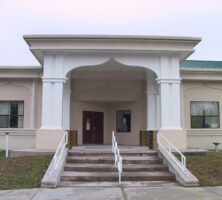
[0,0,222,66]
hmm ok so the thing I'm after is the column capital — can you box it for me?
[42,77,67,83]
[156,78,181,84]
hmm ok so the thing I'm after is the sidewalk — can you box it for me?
[0,186,222,200]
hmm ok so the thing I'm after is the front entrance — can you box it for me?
[83,111,104,144]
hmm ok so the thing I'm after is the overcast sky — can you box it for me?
[0,0,221,66]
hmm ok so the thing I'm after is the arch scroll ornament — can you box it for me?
[64,54,160,78]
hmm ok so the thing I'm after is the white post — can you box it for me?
[62,78,71,130]
[146,72,158,130]
[158,56,182,130]
[158,79,182,130]
[41,54,66,130]
[5,132,9,158]
[41,79,65,129]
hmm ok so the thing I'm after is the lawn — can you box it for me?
[0,151,52,190]
[185,152,222,186]
[0,150,6,158]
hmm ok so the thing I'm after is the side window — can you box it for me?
[0,101,24,128]
[116,110,131,132]
[191,101,220,129]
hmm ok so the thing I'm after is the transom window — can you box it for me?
[191,101,220,129]
[116,110,131,132]
[0,101,24,128]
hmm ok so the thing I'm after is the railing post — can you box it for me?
[5,132,9,158]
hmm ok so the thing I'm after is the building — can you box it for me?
[0,35,222,151]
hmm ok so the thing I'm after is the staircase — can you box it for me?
[58,147,175,187]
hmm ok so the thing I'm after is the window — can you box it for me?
[191,101,220,129]
[116,110,131,132]
[0,101,24,128]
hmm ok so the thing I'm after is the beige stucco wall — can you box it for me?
[4,75,222,151]
[0,79,42,150]
[36,79,42,129]
[36,129,65,150]
[0,80,32,128]
[0,129,35,150]
[106,101,146,145]
[182,81,222,150]
[70,79,146,145]
[158,130,187,150]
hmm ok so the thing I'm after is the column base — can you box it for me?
[36,129,66,150]
[158,129,187,150]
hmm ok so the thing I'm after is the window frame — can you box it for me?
[190,101,220,129]
[0,101,24,128]
[116,110,131,133]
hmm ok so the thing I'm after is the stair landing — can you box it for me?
[70,145,154,153]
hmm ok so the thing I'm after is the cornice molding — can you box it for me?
[181,69,222,81]
[0,68,42,79]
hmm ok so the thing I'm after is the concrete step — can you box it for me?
[68,151,158,157]
[64,163,169,172]
[66,156,162,164]
[60,171,175,182]
[58,180,179,187]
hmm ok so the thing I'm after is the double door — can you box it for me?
[83,111,104,144]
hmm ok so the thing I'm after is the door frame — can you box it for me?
[82,110,104,144]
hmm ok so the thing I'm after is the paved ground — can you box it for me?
[0,186,222,200]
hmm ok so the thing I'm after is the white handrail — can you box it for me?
[157,132,190,176]
[112,130,122,184]
[52,131,68,171]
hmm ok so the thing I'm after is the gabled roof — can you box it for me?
[181,60,222,69]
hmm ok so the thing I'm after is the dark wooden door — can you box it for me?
[83,111,104,144]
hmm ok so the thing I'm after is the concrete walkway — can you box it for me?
[0,186,222,200]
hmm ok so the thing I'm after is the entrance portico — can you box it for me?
[24,35,200,150]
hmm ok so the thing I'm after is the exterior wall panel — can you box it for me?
[182,81,222,150]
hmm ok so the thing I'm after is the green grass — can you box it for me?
[0,150,10,158]
[0,155,52,190]
[184,152,222,186]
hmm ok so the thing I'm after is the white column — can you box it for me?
[41,78,66,130]
[146,72,158,130]
[63,78,71,130]
[30,79,37,128]
[147,91,157,130]
[156,92,161,129]
[171,81,182,128]
[158,79,182,130]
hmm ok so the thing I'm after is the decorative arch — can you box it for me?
[0,81,31,94]
[64,54,160,78]
[184,84,222,98]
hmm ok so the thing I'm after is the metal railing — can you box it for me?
[157,132,190,176]
[51,131,68,172]
[112,130,122,184]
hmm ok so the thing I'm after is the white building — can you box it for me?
[0,35,222,151]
